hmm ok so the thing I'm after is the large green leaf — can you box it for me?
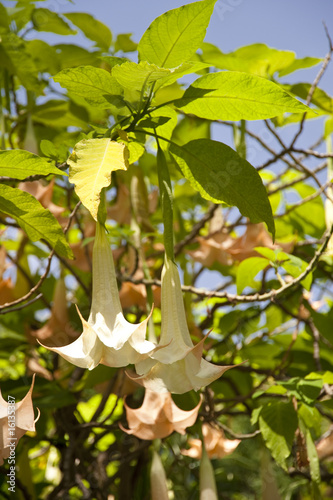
[200,42,295,77]
[64,12,112,51]
[0,150,65,179]
[53,66,124,109]
[138,0,216,68]
[0,185,72,259]
[68,138,129,220]
[169,139,275,237]
[174,71,308,121]
[259,401,298,469]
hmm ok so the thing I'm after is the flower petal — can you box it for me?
[39,310,103,370]
[90,222,155,357]
[155,257,194,361]
[120,390,201,439]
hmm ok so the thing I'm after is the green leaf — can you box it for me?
[278,377,323,405]
[285,83,333,114]
[298,403,321,429]
[174,71,309,121]
[139,106,178,150]
[68,138,129,220]
[100,56,128,69]
[138,0,216,68]
[32,99,89,129]
[255,247,312,291]
[169,139,275,237]
[31,8,76,35]
[0,33,40,92]
[112,61,171,92]
[305,429,321,484]
[114,33,137,53]
[278,57,322,77]
[53,66,124,109]
[0,3,10,30]
[0,150,65,179]
[236,256,269,294]
[201,42,295,77]
[55,44,98,69]
[64,12,112,51]
[40,140,59,160]
[287,183,325,238]
[324,116,333,138]
[0,185,73,259]
[172,116,210,147]
[112,60,210,94]
[117,131,145,164]
[279,253,312,291]
[310,307,333,344]
[26,39,60,74]
[259,400,298,470]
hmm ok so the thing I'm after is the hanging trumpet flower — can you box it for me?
[134,256,234,393]
[130,145,235,393]
[40,222,156,369]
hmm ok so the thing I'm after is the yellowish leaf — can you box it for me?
[68,138,129,220]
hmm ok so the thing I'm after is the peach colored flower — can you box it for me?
[120,389,202,439]
[181,423,240,459]
[188,223,295,267]
[0,375,39,465]
[29,277,78,347]
[19,179,65,219]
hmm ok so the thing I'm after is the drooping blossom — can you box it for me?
[29,277,78,347]
[188,222,294,267]
[0,375,39,465]
[133,256,235,393]
[181,423,240,459]
[40,222,156,369]
[120,389,202,439]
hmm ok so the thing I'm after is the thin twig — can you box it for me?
[120,224,333,303]
[0,201,81,312]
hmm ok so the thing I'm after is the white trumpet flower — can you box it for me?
[41,222,156,369]
[133,257,234,393]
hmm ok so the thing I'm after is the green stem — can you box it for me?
[156,141,174,261]
[326,135,333,180]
